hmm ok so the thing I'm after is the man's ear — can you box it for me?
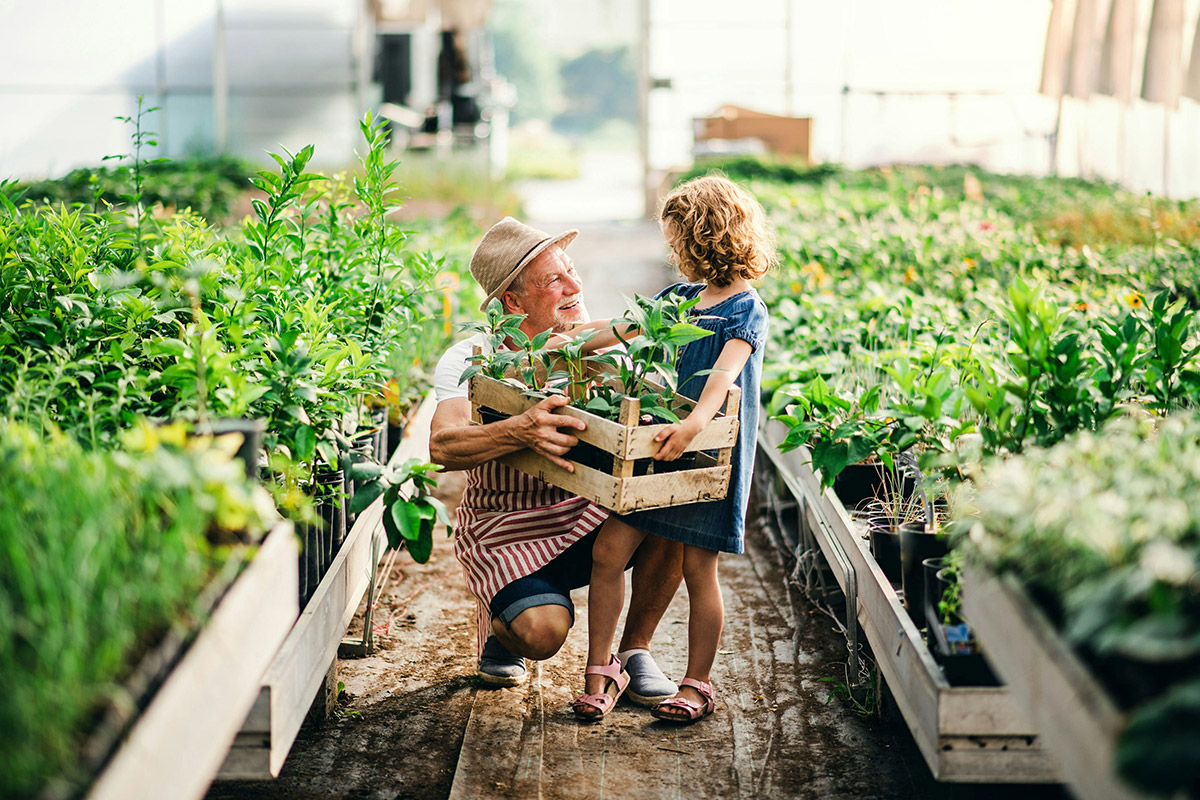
[501,291,524,315]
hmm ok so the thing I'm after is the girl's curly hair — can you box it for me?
[659,174,777,288]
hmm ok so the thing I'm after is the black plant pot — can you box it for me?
[867,518,902,583]
[317,469,347,563]
[900,523,949,632]
[370,410,387,463]
[298,518,320,609]
[925,567,1000,687]
[386,421,405,462]
[833,455,920,512]
[922,555,951,621]
[346,441,374,529]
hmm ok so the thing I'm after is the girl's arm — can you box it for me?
[654,337,753,460]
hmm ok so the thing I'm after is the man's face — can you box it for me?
[501,246,589,333]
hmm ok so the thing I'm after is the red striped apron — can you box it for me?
[454,460,609,655]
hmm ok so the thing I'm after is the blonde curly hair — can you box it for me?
[659,174,777,288]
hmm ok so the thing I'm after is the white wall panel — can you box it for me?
[228,92,359,166]
[163,1,218,88]
[224,0,357,27]
[226,29,355,88]
[0,0,158,89]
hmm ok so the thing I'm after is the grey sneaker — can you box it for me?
[622,651,677,706]
[478,635,527,687]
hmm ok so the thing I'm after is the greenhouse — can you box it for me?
[2,1,1199,799]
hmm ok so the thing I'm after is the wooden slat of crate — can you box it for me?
[88,522,298,800]
[500,447,731,514]
[470,375,626,454]
[758,421,1058,783]
[623,415,738,458]
[963,564,1145,800]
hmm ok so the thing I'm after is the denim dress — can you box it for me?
[615,282,768,554]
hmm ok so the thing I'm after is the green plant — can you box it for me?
[460,292,713,424]
[0,419,277,798]
[963,414,1200,796]
[348,457,451,563]
[106,95,168,254]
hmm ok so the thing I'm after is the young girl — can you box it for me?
[570,175,773,723]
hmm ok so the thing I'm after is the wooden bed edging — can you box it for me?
[757,411,1060,784]
[88,521,298,800]
[963,563,1149,800]
[216,392,437,780]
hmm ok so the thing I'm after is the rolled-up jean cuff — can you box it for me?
[495,593,574,628]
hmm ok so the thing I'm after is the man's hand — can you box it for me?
[652,417,702,461]
[513,394,587,471]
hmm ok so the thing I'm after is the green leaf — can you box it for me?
[348,461,384,481]
[408,517,435,563]
[295,425,316,462]
[348,480,385,515]
[425,496,452,528]
[391,500,423,542]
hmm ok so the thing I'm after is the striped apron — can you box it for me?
[454,460,609,655]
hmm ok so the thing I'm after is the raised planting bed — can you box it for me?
[469,372,739,513]
[87,521,298,800]
[217,392,437,779]
[963,563,1154,800]
[758,416,1060,783]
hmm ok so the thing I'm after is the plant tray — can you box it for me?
[963,563,1151,800]
[758,415,1060,784]
[468,372,739,513]
[87,522,298,800]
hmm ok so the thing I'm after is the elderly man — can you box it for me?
[429,217,682,703]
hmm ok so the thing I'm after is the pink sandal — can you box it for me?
[651,678,715,724]
[571,655,629,721]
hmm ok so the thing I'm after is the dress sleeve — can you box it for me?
[654,281,700,300]
[722,296,769,353]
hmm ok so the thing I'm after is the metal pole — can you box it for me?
[638,0,651,219]
[784,0,794,117]
[214,0,229,153]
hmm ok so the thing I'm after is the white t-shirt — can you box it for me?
[433,333,492,403]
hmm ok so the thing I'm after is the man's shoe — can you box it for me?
[621,650,677,707]
[478,635,527,687]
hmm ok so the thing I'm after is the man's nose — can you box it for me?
[564,271,583,294]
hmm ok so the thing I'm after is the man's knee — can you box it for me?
[495,604,572,661]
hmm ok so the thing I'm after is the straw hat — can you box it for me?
[469,217,578,311]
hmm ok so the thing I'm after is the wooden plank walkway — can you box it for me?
[446,507,933,800]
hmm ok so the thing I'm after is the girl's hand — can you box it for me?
[652,418,702,461]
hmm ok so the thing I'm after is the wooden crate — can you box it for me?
[468,372,739,513]
[963,563,1151,800]
[87,522,298,800]
[757,416,1060,784]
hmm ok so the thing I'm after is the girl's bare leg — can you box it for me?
[672,545,723,710]
[585,517,648,695]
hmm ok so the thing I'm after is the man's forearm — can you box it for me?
[429,417,525,472]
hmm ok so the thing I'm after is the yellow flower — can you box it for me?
[800,261,826,281]
[1073,301,1089,311]
[790,281,803,293]
[903,266,917,285]
[963,257,976,270]
[1126,291,1144,308]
